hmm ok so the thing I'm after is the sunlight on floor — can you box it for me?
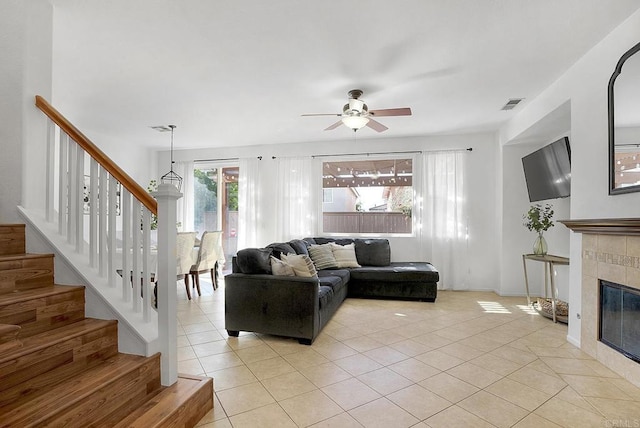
[517,304,539,315]
[477,301,511,314]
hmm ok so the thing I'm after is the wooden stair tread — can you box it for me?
[0,352,158,427]
[0,318,115,364]
[113,374,213,428]
[0,253,54,262]
[0,283,81,305]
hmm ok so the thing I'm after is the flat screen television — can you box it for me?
[522,137,571,202]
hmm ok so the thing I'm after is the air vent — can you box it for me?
[150,125,173,132]
[501,98,524,111]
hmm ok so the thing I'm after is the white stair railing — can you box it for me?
[34,95,177,386]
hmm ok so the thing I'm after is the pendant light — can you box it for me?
[160,125,182,191]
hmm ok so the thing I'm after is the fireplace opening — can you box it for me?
[599,280,640,363]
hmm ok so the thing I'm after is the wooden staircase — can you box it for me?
[0,224,213,427]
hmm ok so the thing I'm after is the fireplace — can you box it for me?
[560,218,640,387]
[600,280,640,363]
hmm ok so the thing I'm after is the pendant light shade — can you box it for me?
[160,125,183,191]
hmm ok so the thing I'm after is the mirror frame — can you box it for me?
[609,41,640,195]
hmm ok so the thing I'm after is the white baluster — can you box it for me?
[108,174,117,287]
[142,209,152,322]
[75,147,84,253]
[46,120,55,222]
[122,188,131,301]
[58,132,68,236]
[67,142,76,245]
[132,199,141,312]
[89,159,98,267]
[99,166,108,276]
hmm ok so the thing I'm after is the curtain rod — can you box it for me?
[194,156,264,163]
[311,148,472,159]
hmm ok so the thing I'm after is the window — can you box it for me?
[322,158,413,234]
[193,164,238,261]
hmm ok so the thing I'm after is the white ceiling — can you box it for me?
[50,0,640,151]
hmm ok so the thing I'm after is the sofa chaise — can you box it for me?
[224,237,439,344]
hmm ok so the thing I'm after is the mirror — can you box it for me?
[609,41,640,194]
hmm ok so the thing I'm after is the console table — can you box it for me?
[521,253,569,323]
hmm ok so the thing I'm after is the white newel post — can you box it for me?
[152,183,182,386]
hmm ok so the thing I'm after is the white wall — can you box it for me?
[500,8,640,345]
[0,0,53,223]
[160,132,502,291]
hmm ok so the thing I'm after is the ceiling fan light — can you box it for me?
[342,115,369,130]
[348,98,365,113]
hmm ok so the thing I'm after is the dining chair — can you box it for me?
[190,230,225,295]
[177,231,198,299]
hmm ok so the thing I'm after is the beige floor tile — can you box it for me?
[333,353,383,376]
[341,335,384,352]
[199,351,244,372]
[512,413,561,428]
[387,384,452,420]
[178,357,205,375]
[458,334,505,352]
[561,374,634,400]
[534,396,606,428]
[228,403,296,428]
[208,365,257,391]
[349,397,420,428]
[411,332,454,349]
[485,378,552,411]
[458,391,529,428]
[609,378,640,401]
[261,371,317,401]
[279,390,343,427]
[187,330,226,345]
[322,377,381,410]
[508,366,567,395]
[554,385,601,413]
[299,361,353,388]
[415,349,465,371]
[192,340,233,358]
[419,372,479,403]
[446,361,503,389]
[196,418,232,428]
[245,356,296,380]
[366,329,409,345]
[177,335,190,347]
[387,358,441,382]
[439,342,486,361]
[225,333,264,350]
[282,348,330,370]
[470,353,523,376]
[216,382,275,416]
[183,321,216,334]
[388,338,435,357]
[425,404,497,428]
[357,367,414,395]
[313,341,359,360]
[234,344,279,364]
[262,336,309,356]
[308,411,362,427]
[540,356,603,376]
[586,396,640,420]
[178,346,197,362]
[489,345,538,366]
[364,345,410,365]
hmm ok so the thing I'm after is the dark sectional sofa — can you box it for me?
[224,237,439,344]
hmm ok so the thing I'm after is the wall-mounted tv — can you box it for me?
[522,137,571,202]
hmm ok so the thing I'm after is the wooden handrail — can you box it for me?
[35,95,157,214]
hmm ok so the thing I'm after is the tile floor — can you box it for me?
[179,276,640,427]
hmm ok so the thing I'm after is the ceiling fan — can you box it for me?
[302,89,412,132]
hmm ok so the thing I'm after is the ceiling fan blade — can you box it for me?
[324,121,343,131]
[369,107,412,117]
[366,119,388,133]
[301,113,341,117]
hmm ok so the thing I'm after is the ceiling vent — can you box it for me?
[150,125,173,132]
[501,98,524,111]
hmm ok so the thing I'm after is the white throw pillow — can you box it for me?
[281,253,318,277]
[308,244,339,270]
[330,243,361,268]
[270,256,295,276]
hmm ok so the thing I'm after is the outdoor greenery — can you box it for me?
[523,203,554,233]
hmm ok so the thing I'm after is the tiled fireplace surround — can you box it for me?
[563,219,640,388]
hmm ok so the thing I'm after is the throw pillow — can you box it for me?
[236,248,273,274]
[266,242,296,259]
[281,253,318,277]
[330,243,361,268]
[354,238,391,266]
[288,239,310,256]
[270,256,295,276]
[308,244,339,270]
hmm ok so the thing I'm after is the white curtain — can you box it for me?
[419,150,469,290]
[275,157,318,241]
[174,161,194,232]
[237,157,261,249]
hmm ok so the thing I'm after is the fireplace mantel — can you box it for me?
[560,218,640,236]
